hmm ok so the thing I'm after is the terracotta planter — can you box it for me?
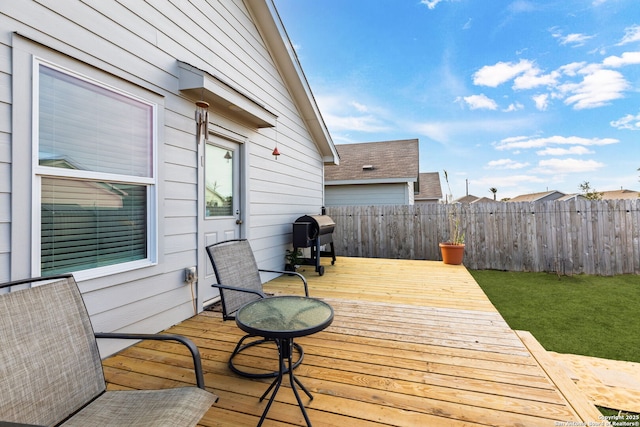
[439,242,465,265]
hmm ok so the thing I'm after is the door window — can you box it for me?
[205,144,234,217]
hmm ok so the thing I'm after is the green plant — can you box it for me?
[285,248,303,267]
[443,170,465,244]
[579,181,603,200]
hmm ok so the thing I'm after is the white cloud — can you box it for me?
[486,158,529,169]
[323,113,390,133]
[460,94,498,110]
[559,62,588,77]
[617,25,640,46]
[420,0,444,9]
[534,158,605,174]
[315,95,391,133]
[412,122,451,142]
[602,51,640,68]
[559,33,595,47]
[532,94,549,111]
[514,69,560,90]
[470,47,633,114]
[473,59,535,87]
[350,101,369,113]
[508,0,537,14]
[536,146,594,156]
[610,113,640,130]
[494,135,619,151]
[473,59,557,90]
[409,117,537,143]
[559,69,629,109]
[503,102,524,112]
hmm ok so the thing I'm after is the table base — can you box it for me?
[230,335,304,379]
[257,338,313,427]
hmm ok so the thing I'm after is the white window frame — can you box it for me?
[31,57,158,281]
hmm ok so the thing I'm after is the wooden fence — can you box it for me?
[325,199,640,276]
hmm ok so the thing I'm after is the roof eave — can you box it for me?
[245,0,339,165]
[326,177,418,185]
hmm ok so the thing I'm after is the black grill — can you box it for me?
[292,214,336,276]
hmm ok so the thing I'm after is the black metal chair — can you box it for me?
[206,239,309,378]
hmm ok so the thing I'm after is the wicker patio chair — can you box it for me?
[0,274,217,427]
[206,239,309,378]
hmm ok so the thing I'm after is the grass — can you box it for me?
[469,270,640,364]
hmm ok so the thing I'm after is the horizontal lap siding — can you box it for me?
[327,199,640,276]
[2,0,326,354]
[0,30,10,281]
[326,183,409,206]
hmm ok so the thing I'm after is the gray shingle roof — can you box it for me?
[600,189,640,200]
[507,190,566,202]
[415,172,442,201]
[324,139,419,183]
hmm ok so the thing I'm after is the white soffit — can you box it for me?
[178,61,277,128]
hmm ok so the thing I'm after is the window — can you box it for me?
[35,61,156,276]
[205,144,234,217]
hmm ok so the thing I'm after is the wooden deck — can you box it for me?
[103,257,603,426]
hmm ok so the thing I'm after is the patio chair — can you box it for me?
[206,239,309,378]
[0,274,218,427]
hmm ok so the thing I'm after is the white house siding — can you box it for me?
[0,57,8,280]
[0,19,11,280]
[325,183,411,206]
[408,181,415,205]
[1,1,328,356]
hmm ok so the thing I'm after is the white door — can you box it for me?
[198,135,243,307]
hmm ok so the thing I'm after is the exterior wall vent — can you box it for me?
[362,165,374,170]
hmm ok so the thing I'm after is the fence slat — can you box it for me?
[326,199,640,276]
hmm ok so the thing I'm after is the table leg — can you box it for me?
[257,338,314,427]
[257,340,284,426]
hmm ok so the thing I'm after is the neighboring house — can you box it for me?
[1,0,338,356]
[414,172,443,203]
[455,194,481,204]
[600,189,640,200]
[557,193,586,201]
[506,191,567,202]
[470,196,500,204]
[324,139,419,206]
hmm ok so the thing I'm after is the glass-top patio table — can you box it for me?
[236,296,334,427]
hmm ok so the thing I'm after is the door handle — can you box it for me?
[236,219,243,225]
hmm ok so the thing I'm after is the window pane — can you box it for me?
[39,64,153,177]
[41,177,147,275]
[205,144,233,216]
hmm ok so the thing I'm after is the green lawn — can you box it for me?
[469,270,640,364]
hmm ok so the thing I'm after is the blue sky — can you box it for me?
[273,0,640,200]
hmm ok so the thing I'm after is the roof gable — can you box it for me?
[246,0,338,164]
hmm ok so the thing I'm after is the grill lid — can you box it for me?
[294,214,335,237]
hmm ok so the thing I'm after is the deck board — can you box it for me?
[103,257,601,426]
[550,352,640,413]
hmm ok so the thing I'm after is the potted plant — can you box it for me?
[439,170,465,265]
[285,248,303,271]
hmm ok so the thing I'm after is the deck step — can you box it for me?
[516,331,604,423]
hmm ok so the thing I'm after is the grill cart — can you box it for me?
[292,214,336,276]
